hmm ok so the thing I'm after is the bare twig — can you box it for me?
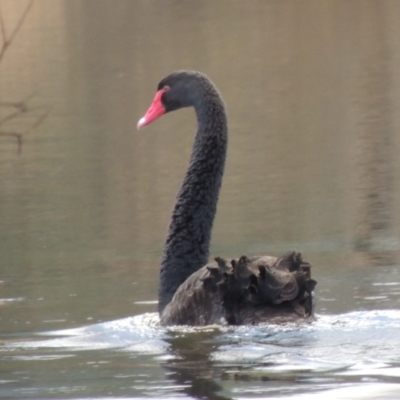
[0,0,48,154]
[0,105,50,153]
[24,107,51,134]
[0,0,34,64]
[0,108,24,127]
[0,101,28,111]
[0,3,6,46]
[0,104,45,127]
[0,91,41,126]
[7,0,34,44]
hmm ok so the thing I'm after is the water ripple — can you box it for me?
[2,310,400,398]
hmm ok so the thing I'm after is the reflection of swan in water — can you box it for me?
[138,71,316,326]
[164,330,230,400]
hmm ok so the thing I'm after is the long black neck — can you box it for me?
[158,86,228,313]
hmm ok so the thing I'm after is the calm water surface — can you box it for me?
[1,0,400,398]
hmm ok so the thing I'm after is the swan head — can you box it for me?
[137,71,213,129]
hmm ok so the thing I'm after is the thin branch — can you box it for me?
[0,0,46,154]
[0,104,51,132]
[8,0,34,44]
[0,108,25,128]
[0,0,34,64]
[0,13,8,63]
[0,100,39,128]
[0,105,50,153]
[0,90,38,111]
[0,101,28,111]
[0,92,42,127]
[0,3,6,46]
[24,107,51,135]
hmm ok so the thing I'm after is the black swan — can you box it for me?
[137,71,316,326]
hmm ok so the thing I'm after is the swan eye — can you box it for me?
[162,85,170,92]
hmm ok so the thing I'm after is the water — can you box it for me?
[1,0,400,398]
[2,309,400,398]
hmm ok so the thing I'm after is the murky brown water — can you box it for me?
[1,0,400,398]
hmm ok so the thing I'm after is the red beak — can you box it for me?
[137,89,166,129]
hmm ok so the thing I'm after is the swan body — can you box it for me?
[138,71,316,326]
[161,251,316,326]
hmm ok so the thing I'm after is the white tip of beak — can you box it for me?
[137,117,146,130]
